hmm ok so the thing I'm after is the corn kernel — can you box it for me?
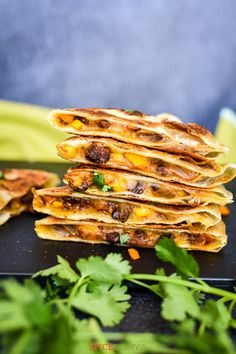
[60,114,74,124]
[71,119,84,130]
[52,201,63,208]
[125,153,147,169]
[134,206,152,218]
[110,176,127,192]
[112,153,124,163]
[63,145,77,159]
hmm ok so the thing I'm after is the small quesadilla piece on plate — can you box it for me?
[35,217,227,252]
[64,167,233,206]
[57,137,236,188]
[0,169,59,225]
[48,108,228,159]
[33,186,221,231]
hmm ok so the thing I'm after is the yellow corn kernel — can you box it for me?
[125,153,147,169]
[52,201,63,208]
[62,145,77,159]
[112,153,124,163]
[134,206,152,218]
[60,114,74,124]
[71,119,84,130]
[110,176,127,192]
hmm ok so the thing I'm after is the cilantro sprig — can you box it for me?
[92,172,112,192]
[1,238,236,353]
[34,253,131,327]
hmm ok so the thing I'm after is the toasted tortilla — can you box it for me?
[35,216,227,252]
[33,186,221,231]
[57,136,236,188]
[48,108,228,159]
[0,169,59,225]
[64,167,233,206]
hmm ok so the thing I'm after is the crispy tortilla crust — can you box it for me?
[0,169,59,224]
[64,167,233,206]
[35,216,227,252]
[56,136,236,188]
[33,186,221,231]
[48,109,228,159]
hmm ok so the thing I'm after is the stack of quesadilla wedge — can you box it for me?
[0,168,59,225]
[33,109,236,252]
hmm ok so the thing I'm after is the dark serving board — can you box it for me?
[0,161,235,288]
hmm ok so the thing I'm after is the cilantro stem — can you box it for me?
[198,322,206,336]
[229,300,236,315]
[67,276,87,308]
[126,278,163,296]
[125,274,236,301]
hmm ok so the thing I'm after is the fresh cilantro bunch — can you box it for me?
[1,238,236,354]
[34,253,131,327]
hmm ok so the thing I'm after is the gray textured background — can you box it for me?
[0,0,236,131]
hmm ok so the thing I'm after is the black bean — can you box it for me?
[134,229,147,239]
[98,120,110,128]
[106,232,120,243]
[75,116,89,124]
[112,206,131,223]
[85,143,111,163]
[130,182,145,194]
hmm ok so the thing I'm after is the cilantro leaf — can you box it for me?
[92,172,111,192]
[105,253,131,276]
[161,275,200,321]
[156,237,199,278]
[34,255,79,284]
[125,109,135,113]
[76,254,130,284]
[0,170,5,179]
[72,283,130,326]
[119,233,129,244]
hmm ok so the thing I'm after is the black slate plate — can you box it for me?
[0,161,235,287]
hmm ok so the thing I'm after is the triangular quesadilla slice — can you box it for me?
[33,186,221,231]
[57,136,236,188]
[64,167,233,206]
[0,168,59,225]
[49,108,228,159]
[35,216,227,252]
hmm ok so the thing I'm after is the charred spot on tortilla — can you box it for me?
[85,142,111,163]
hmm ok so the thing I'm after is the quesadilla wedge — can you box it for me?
[64,167,233,206]
[35,216,227,252]
[33,186,221,231]
[57,137,236,188]
[49,108,228,159]
[0,168,59,225]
